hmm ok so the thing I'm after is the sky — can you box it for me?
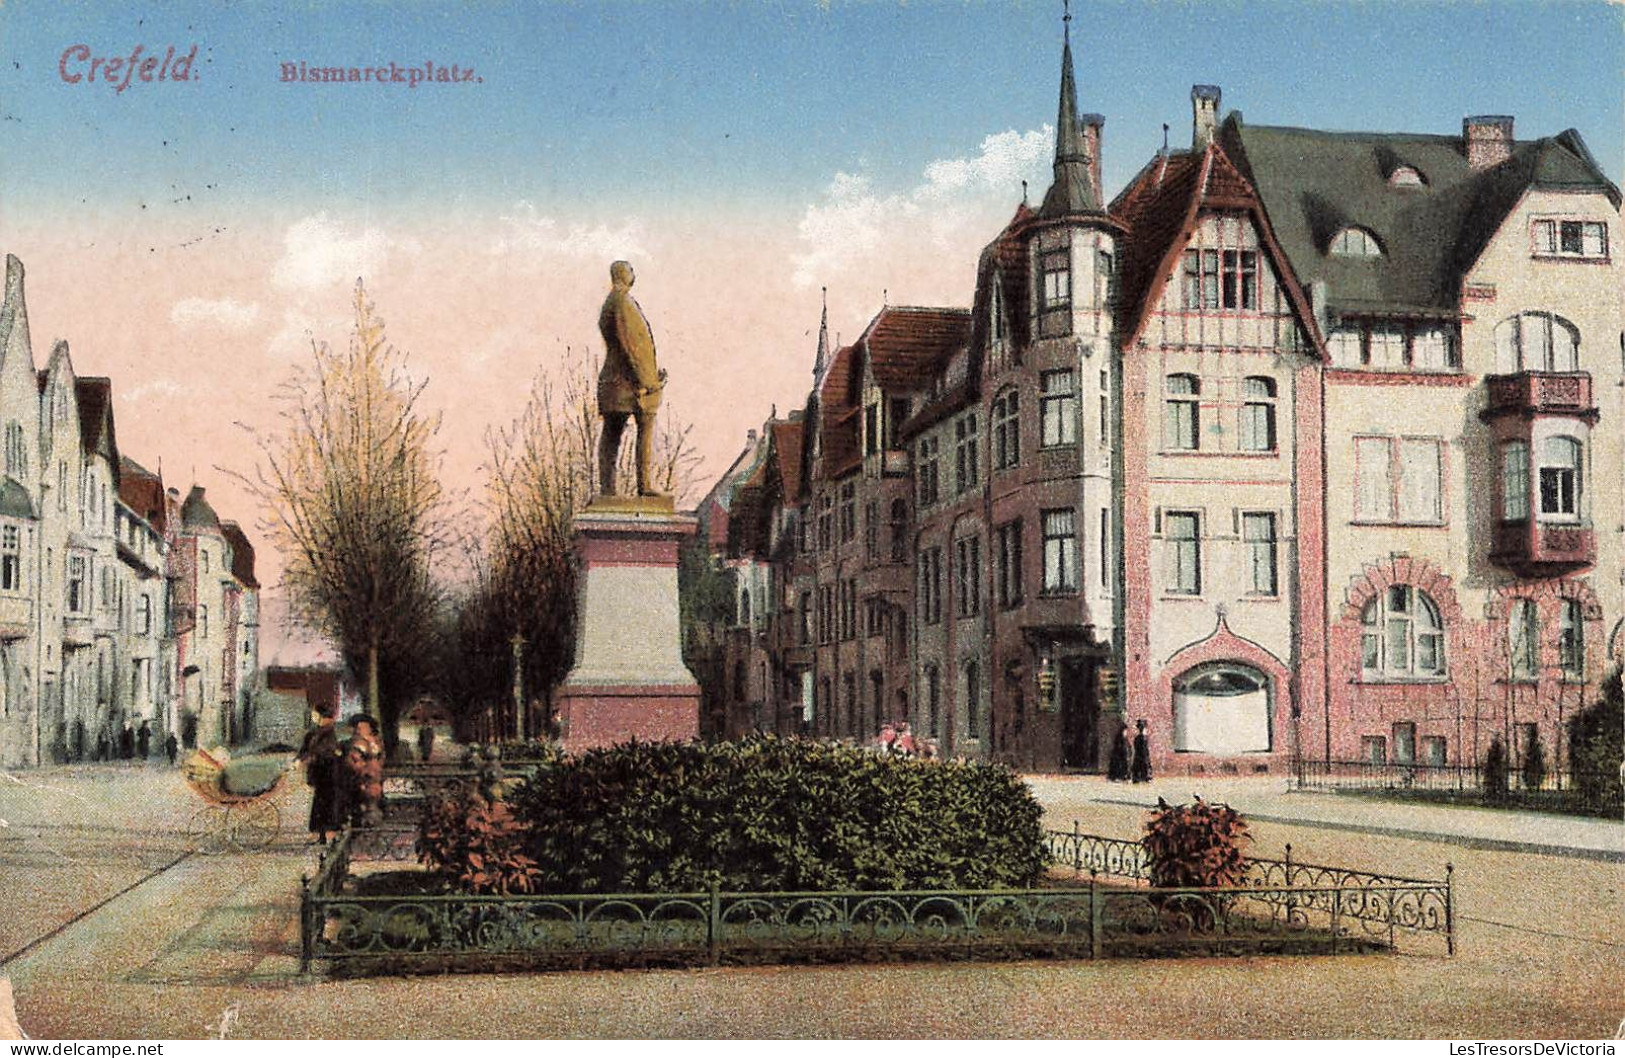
[0,0,1620,648]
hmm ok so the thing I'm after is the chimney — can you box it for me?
[1080,113,1105,211]
[1191,85,1221,150]
[1464,115,1514,169]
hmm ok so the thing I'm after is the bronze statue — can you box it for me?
[596,260,666,496]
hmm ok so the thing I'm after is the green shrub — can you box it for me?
[1141,797,1251,889]
[419,782,544,895]
[1569,669,1623,804]
[503,737,1048,893]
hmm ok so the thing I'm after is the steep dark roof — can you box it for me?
[860,307,972,391]
[1040,32,1101,218]
[1222,117,1621,315]
[75,377,119,484]
[220,521,259,588]
[969,203,1035,359]
[771,420,805,505]
[817,345,862,478]
[180,485,221,533]
[118,456,167,533]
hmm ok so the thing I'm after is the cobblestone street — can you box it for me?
[1,764,1620,1039]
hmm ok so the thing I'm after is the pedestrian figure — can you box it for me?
[1107,721,1132,781]
[295,711,344,844]
[95,729,109,762]
[136,721,151,761]
[164,731,179,766]
[416,722,435,764]
[343,714,387,828]
[119,722,135,762]
[72,718,86,762]
[1130,718,1152,783]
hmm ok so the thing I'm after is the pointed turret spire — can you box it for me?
[1039,3,1102,217]
[813,286,829,379]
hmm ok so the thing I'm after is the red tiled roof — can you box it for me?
[118,456,167,533]
[973,203,1035,358]
[220,521,259,588]
[772,420,805,505]
[860,307,972,391]
[818,345,862,476]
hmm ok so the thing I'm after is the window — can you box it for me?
[1538,436,1581,520]
[954,414,979,494]
[1165,511,1201,595]
[1509,598,1538,680]
[1239,377,1276,452]
[1041,509,1078,594]
[200,549,209,574]
[818,586,833,644]
[1366,325,1405,368]
[1389,166,1425,188]
[839,481,856,543]
[990,280,1006,343]
[1242,512,1277,596]
[1422,736,1448,767]
[864,403,880,456]
[920,547,943,625]
[1502,441,1530,520]
[925,664,941,739]
[67,555,86,613]
[965,661,982,741]
[995,520,1023,608]
[798,592,811,644]
[1559,598,1584,677]
[1222,250,1258,310]
[3,422,25,478]
[1495,312,1580,373]
[1330,227,1383,257]
[1181,249,1220,310]
[889,499,908,563]
[888,397,910,450]
[1362,736,1387,764]
[1355,436,1443,524]
[917,437,940,506]
[0,526,17,592]
[955,536,981,617]
[843,578,858,641]
[1361,585,1446,678]
[866,598,885,638]
[1392,722,1417,765]
[863,501,878,559]
[1041,249,1071,309]
[1165,374,1200,450]
[1099,507,1111,589]
[198,604,209,639]
[992,390,1020,470]
[1039,370,1076,448]
[818,493,833,550]
[1173,663,1271,754]
[1099,369,1110,445]
[1533,219,1608,260]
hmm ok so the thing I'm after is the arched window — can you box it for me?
[1240,376,1277,452]
[1172,663,1271,754]
[1330,227,1384,257]
[992,387,1020,470]
[738,586,752,628]
[1538,436,1582,520]
[1388,166,1425,188]
[1509,598,1539,680]
[1165,374,1200,450]
[1361,585,1446,678]
[1494,312,1580,373]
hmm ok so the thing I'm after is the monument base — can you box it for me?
[555,496,700,753]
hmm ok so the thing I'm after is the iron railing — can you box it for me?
[1292,759,1623,818]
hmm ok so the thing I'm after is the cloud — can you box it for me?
[171,297,261,329]
[492,201,650,262]
[272,213,393,292]
[792,126,1054,289]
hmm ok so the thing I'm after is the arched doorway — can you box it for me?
[1172,663,1272,755]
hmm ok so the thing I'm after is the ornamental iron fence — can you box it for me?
[1292,759,1623,819]
[299,822,1454,973]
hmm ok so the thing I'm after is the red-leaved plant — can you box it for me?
[1141,796,1252,889]
[418,782,543,895]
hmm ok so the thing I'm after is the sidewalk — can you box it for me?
[1026,774,1625,862]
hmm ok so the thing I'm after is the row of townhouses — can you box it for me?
[0,253,262,767]
[690,28,1624,776]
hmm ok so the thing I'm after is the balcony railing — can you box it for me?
[1490,519,1595,575]
[1482,372,1597,421]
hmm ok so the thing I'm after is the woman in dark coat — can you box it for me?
[296,711,344,843]
[1130,718,1153,783]
[343,715,387,828]
[1107,722,1132,781]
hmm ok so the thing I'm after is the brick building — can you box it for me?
[690,26,1622,776]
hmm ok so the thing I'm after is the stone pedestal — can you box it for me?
[555,495,701,752]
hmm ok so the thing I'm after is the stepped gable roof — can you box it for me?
[118,456,167,532]
[0,477,35,520]
[772,420,805,505]
[1110,139,1320,352]
[859,306,973,392]
[180,485,221,534]
[1221,116,1620,316]
[970,203,1035,358]
[220,521,259,588]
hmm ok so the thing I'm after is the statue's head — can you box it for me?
[610,260,635,289]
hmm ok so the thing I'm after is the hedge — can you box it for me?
[468,737,1051,894]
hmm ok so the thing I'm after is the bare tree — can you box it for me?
[236,280,448,752]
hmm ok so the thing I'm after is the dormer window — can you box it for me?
[1533,219,1608,261]
[1330,227,1384,257]
[990,278,1006,343]
[1388,166,1425,188]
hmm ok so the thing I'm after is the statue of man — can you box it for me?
[596,260,666,496]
